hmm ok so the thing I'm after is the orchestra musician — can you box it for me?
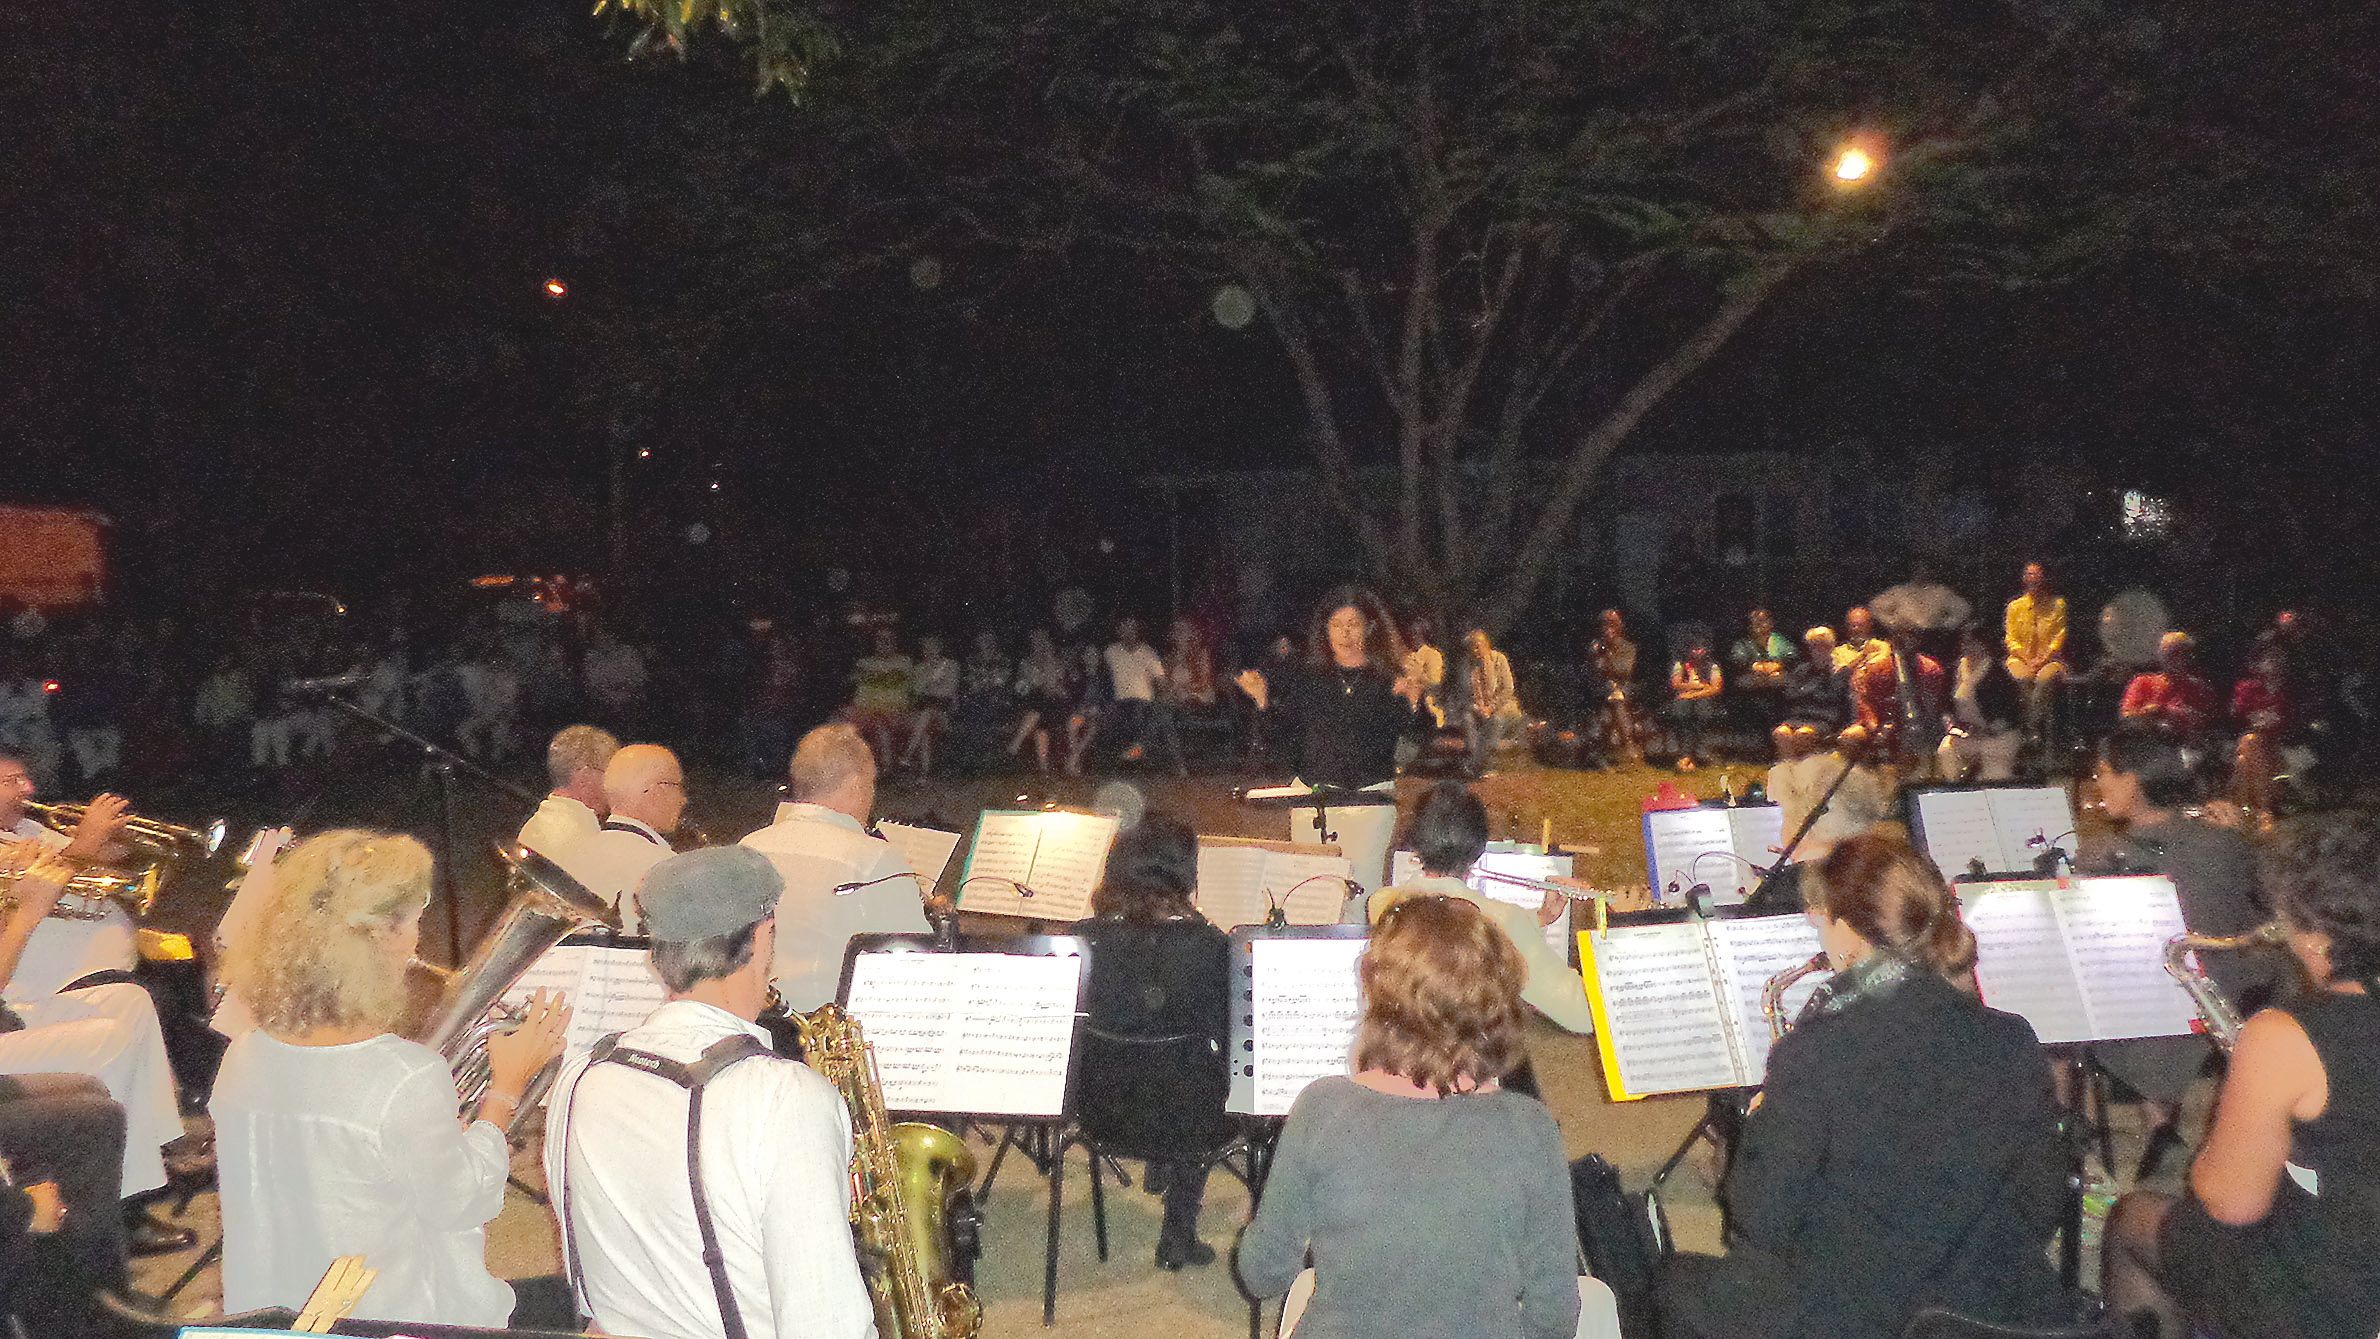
[2103,812,2380,1339]
[1065,815,1231,1270]
[549,743,687,932]
[1234,588,1427,895]
[210,830,573,1327]
[517,726,621,858]
[1,1073,130,1336]
[739,723,929,1013]
[544,846,875,1339]
[1658,835,2065,1339]
[1237,894,1587,1339]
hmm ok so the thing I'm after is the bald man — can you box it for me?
[740,724,929,1010]
[550,744,686,932]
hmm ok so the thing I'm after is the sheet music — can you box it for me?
[1643,809,1736,901]
[1582,923,1738,1097]
[1197,842,1352,929]
[1706,915,1829,1084]
[1249,938,1365,1117]
[878,822,960,888]
[503,944,667,1077]
[1960,882,2094,1043]
[1915,791,2007,880]
[2053,877,2197,1041]
[1724,808,1787,898]
[957,810,1119,921]
[1988,788,2078,873]
[842,950,1083,1116]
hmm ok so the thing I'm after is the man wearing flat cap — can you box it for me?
[541,846,873,1339]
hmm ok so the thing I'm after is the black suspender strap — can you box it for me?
[557,1031,773,1339]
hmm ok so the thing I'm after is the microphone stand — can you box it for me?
[300,687,541,966]
[1741,740,1871,911]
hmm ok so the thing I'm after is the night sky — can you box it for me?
[8,2,2377,614]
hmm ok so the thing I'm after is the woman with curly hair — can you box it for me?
[2104,812,2380,1339]
[210,830,571,1327]
[1236,894,1584,1339]
[1659,834,2065,1339]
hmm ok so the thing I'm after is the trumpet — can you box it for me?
[16,800,228,919]
[27,801,229,862]
[2163,923,2289,1052]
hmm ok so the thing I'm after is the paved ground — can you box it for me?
[130,760,2192,1335]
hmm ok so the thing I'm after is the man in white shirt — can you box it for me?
[1104,617,1174,769]
[551,744,685,932]
[741,724,928,1011]
[517,725,619,858]
[544,846,873,1339]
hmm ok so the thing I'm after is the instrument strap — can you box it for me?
[557,1031,773,1339]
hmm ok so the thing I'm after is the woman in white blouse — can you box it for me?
[211,830,569,1326]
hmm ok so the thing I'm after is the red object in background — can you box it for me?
[0,506,108,609]
[42,680,61,694]
[1641,780,1700,813]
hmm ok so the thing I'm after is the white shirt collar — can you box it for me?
[777,802,865,835]
[603,815,669,845]
[636,996,771,1046]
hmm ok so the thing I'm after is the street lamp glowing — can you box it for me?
[1831,146,1876,184]
[542,277,570,299]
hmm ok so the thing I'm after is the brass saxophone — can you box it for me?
[2162,923,2289,1052]
[1763,953,1834,1041]
[795,1004,983,1339]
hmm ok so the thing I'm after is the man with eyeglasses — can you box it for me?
[551,744,687,932]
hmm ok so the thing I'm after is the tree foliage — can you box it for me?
[598,0,2376,629]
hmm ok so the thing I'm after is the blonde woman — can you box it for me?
[211,830,570,1327]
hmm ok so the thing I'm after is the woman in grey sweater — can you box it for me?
[1235,895,1581,1339]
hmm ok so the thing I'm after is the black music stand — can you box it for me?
[1234,784,1399,849]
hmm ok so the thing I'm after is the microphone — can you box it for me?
[284,670,367,695]
[1684,881,1714,917]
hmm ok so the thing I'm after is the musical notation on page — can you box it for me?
[957,810,1119,922]
[1707,914,1828,1082]
[843,949,1084,1117]
[1197,839,1351,929]
[1248,938,1365,1117]
[1583,924,1739,1096]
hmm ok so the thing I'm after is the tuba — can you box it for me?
[19,800,227,919]
[2162,924,2289,1052]
[415,845,619,1134]
[1764,953,1835,1041]
[796,1004,982,1339]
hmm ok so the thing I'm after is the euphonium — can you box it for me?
[795,1004,982,1339]
[2162,923,2289,1052]
[416,845,618,1135]
[19,800,227,919]
[1764,953,1835,1042]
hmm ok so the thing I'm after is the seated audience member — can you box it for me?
[1066,815,1231,1269]
[1832,605,1888,673]
[1107,617,1182,771]
[212,831,572,1328]
[544,847,876,1339]
[1008,628,1068,774]
[1728,608,1797,730]
[1401,618,1446,729]
[1667,642,1724,772]
[1660,835,2065,1339]
[2003,561,2068,741]
[897,634,959,776]
[1237,895,1584,1339]
[740,723,930,1012]
[550,742,687,931]
[2104,812,2380,1339]
[2082,727,2274,1162]
[2120,631,2217,743]
[847,627,913,764]
[1937,627,2024,783]
[0,1073,130,1336]
[2230,645,2300,825]
[1588,610,1643,765]
[951,629,1014,768]
[1370,783,1592,1041]
[1462,629,1528,773]
[1851,624,1946,768]
[517,725,620,857]
[1772,627,1845,760]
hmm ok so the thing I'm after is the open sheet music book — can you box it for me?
[877,821,963,893]
[1642,806,1785,906]
[1956,876,2197,1044]
[505,935,667,1083]
[1227,926,1368,1117]
[1388,846,1576,953]
[1913,786,2078,879]
[1577,912,1828,1101]
[1196,837,1352,928]
[839,942,1087,1117]
[955,809,1121,922]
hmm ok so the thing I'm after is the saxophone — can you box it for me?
[1763,953,1834,1041]
[2162,923,2289,1052]
[795,1004,983,1339]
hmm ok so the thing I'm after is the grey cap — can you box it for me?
[636,846,784,943]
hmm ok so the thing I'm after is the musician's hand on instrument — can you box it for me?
[485,989,572,1100]
[1234,669,1269,710]
[1537,887,1569,927]
[22,1181,66,1235]
[62,793,131,862]
[5,852,77,921]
